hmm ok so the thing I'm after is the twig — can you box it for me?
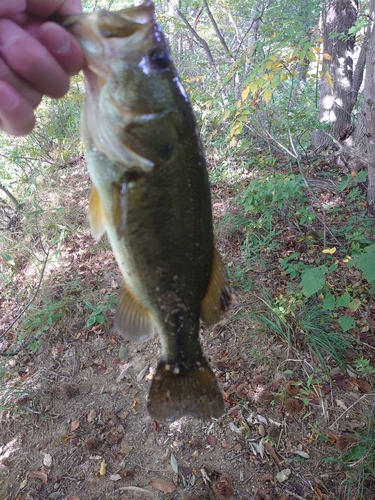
[0,247,50,342]
[111,486,153,495]
[284,489,308,500]
[329,393,371,429]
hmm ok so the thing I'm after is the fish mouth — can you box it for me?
[61,2,157,88]
[62,1,155,40]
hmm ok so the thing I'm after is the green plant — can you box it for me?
[84,294,117,327]
[21,300,65,353]
[353,358,375,377]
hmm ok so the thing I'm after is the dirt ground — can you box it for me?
[0,162,374,500]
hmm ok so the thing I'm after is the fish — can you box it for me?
[62,0,232,422]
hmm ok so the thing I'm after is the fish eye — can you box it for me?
[150,49,170,70]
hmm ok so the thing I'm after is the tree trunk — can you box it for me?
[352,0,375,210]
[311,0,358,151]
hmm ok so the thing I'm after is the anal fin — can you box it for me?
[115,286,154,341]
[200,247,233,327]
[147,357,224,422]
[88,185,106,241]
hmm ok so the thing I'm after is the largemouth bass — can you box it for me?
[62,0,232,422]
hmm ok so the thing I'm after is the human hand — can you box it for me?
[0,0,85,136]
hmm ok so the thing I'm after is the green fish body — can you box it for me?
[63,1,232,422]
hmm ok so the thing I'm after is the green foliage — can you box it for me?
[84,295,117,328]
[246,291,353,373]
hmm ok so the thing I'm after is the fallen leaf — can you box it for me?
[259,473,273,483]
[292,450,310,459]
[264,440,281,469]
[119,344,129,362]
[87,409,96,423]
[350,377,373,393]
[29,471,48,484]
[131,400,138,410]
[335,399,348,411]
[60,435,74,442]
[137,364,149,382]
[212,474,234,499]
[149,477,176,493]
[109,474,122,481]
[19,478,28,490]
[43,454,52,467]
[99,459,106,476]
[170,453,178,474]
[120,438,133,455]
[207,435,216,448]
[71,419,80,432]
[221,440,232,449]
[337,433,358,451]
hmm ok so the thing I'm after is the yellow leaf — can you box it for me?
[324,72,333,88]
[343,256,351,263]
[263,89,273,103]
[224,109,231,120]
[322,247,337,255]
[280,72,288,82]
[249,81,259,92]
[99,459,107,476]
[230,137,237,147]
[241,85,251,101]
[317,37,323,43]
[322,52,332,60]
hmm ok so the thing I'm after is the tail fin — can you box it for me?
[147,357,224,422]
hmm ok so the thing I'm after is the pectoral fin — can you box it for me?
[200,247,233,327]
[88,185,106,241]
[115,286,154,341]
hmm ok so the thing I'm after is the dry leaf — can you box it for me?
[207,435,216,448]
[212,474,234,500]
[350,377,373,393]
[285,380,299,395]
[120,437,133,455]
[99,459,107,476]
[71,419,80,432]
[109,474,122,481]
[137,364,149,382]
[43,454,52,467]
[29,471,48,484]
[221,440,232,449]
[149,477,176,493]
[170,453,178,474]
[87,409,96,423]
[60,434,74,442]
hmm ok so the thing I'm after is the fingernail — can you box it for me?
[0,81,19,110]
[43,25,70,54]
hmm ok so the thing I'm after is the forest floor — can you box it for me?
[0,159,374,500]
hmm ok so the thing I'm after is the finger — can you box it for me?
[0,81,36,136]
[0,19,69,98]
[0,57,41,108]
[0,1,26,17]
[26,0,82,17]
[39,22,85,76]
